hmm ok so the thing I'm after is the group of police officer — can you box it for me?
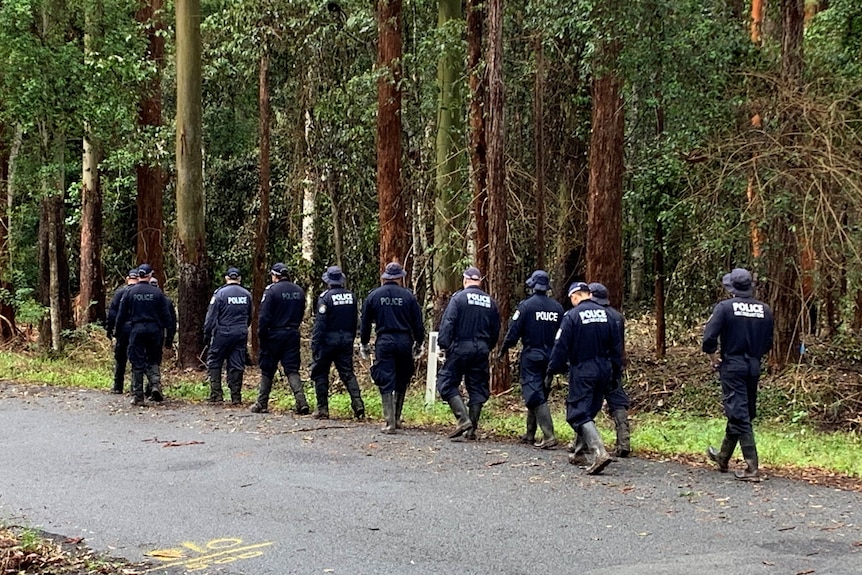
[106,264,176,405]
[108,259,773,480]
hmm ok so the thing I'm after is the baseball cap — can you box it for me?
[127,269,139,279]
[588,282,610,305]
[138,263,154,276]
[567,282,590,297]
[270,263,287,277]
[463,266,482,281]
[225,267,241,279]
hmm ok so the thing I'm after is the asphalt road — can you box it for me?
[1,382,860,575]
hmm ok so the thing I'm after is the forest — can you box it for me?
[0,0,861,415]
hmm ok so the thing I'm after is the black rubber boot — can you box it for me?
[735,433,761,481]
[251,375,273,413]
[130,370,146,406]
[207,368,224,403]
[611,408,631,457]
[465,403,482,440]
[288,373,310,415]
[394,392,406,428]
[533,403,557,449]
[580,421,612,475]
[111,362,125,394]
[380,391,397,434]
[519,408,537,444]
[346,376,365,419]
[147,365,163,402]
[707,433,738,473]
[312,379,329,419]
[446,396,473,439]
[227,369,243,405]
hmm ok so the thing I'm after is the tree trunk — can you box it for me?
[251,50,271,361]
[467,0,488,276]
[0,131,15,340]
[767,0,805,367]
[175,0,209,367]
[654,219,666,358]
[433,0,465,309]
[79,2,105,326]
[586,57,624,310]
[533,36,546,270]
[486,0,509,394]
[377,0,407,269]
[38,127,69,351]
[79,134,104,325]
[135,0,166,288]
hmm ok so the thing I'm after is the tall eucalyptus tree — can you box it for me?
[176,0,209,366]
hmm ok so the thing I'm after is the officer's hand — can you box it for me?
[359,344,370,361]
[411,341,424,360]
[543,373,554,393]
[437,349,446,363]
[711,360,721,372]
[496,347,507,361]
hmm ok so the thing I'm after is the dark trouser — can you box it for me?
[259,328,301,378]
[112,330,131,391]
[310,342,357,399]
[127,324,164,398]
[604,382,630,412]
[370,333,414,395]
[207,330,249,373]
[564,359,612,429]
[436,342,491,406]
[719,356,760,436]
[519,350,549,409]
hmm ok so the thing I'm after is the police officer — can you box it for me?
[499,270,563,448]
[590,282,630,457]
[310,266,365,419]
[359,261,424,434]
[251,263,308,414]
[204,267,252,405]
[106,269,139,394]
[436,266,501,440]
[703,268,773,481]
[547,282,620,475]
[114,264,175,405]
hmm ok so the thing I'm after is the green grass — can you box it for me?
[2,349,861,479]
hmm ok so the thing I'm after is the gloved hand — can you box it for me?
[411,341,424,360]
[437,348,446,363]
[543,373,554,395]
[359,344,370,361]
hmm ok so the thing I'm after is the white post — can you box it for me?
[425,331,439,408]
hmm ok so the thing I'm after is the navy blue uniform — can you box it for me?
[436,286,501,405]
[115,282,174,373]
[360,282,424,395]
[601,303,629,412]
[501,293,563,408]
[311,287,358,383]
[205,283,252,372]
[257,279,305,378]
[548,299,620,428]
[702,295,773,436]
[106,285,133,392]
